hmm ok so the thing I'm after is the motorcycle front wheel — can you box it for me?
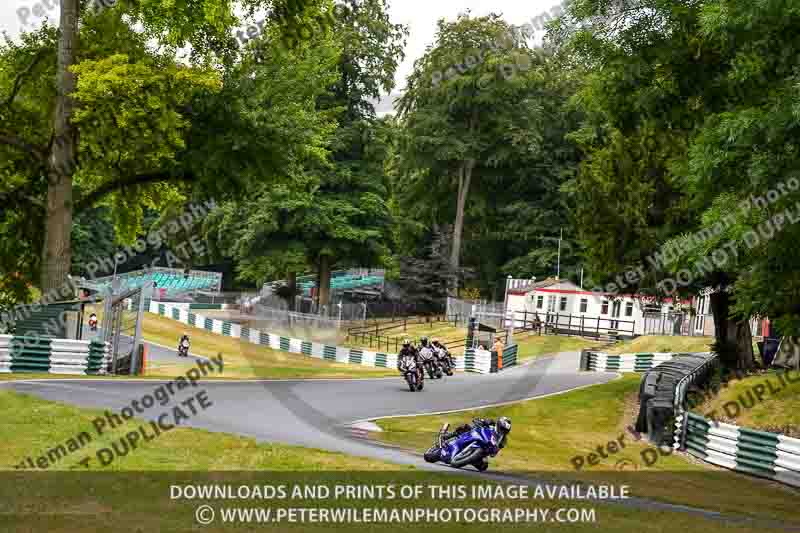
[424,445,440,463]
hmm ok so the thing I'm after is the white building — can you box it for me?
[504,278,691,338]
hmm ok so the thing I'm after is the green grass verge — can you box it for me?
[0,389,402,471]
[690,370,800,435]
[139,312,396,379]
[605,336,714,354]
[375,376,798,523]
[0,389,785,532]
[513,334,604,361]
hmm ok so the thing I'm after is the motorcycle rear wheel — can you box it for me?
[451,447,484,468]
[473,458,489,472]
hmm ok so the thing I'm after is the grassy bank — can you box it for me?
[0,388,786,532]
[605,335,714,354]
[0,389,401,471]
[690,369,800,436]
[513,334,603,361]
[140,312,396,379]
[375,376,798,523]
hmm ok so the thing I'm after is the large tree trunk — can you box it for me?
[287,271,297,312]
[710,289,755,370]
[449,159,475,296]
[41,0,79,294]
[317,255,332,311]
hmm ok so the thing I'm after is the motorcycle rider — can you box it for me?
[418,336,437,373]
[178,333,190,357]
[432,338,454,368]
[397,338,424,384]
[441,416,512,449]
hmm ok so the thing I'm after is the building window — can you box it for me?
[536,295,543,309]
[601,301,609,315]
[559,297,568,311]
[625,301,634,317]
[547,295,556,312]
[580,298,588,313]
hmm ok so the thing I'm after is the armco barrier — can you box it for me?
[581,351,712,372]
[149,303,404,370]
[461,348,491,374]
[684,412,800,488]
[150,302,504,374]
[626,352,718,445]
[0,335,111,375]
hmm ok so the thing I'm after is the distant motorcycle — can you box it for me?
[435,346,455,376]
[399,357,423,392]
[178,338,190,357]
[88,314,98,332]
[419,346,442,379]
[424,421,503,472]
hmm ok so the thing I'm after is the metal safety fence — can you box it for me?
[0,335,110,375]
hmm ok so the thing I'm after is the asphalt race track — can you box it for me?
[4,348,617,469]
[10,352,800,527]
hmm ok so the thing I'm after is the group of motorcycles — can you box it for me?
[397,338,456,392]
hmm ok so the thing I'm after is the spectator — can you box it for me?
[493,337,505,369]
[533,312,542,335]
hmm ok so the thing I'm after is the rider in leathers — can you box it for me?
[432,338,454,369]
[441,417,511,450]
[397,339,424,385]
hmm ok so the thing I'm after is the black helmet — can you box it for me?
[420,336,429,346]
[497,416,511,435]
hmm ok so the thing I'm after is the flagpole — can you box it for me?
[556,228,562,279]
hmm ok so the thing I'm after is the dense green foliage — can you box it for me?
[3,0,800,366]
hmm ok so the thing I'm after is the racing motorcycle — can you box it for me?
[88,314,98,332]
[419,345,443,379]
[423,421,502,471]
[399,357,423,392]
[178,338,190,357]
[435,346,455,376]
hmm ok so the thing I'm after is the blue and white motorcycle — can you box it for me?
[424,420,506,472]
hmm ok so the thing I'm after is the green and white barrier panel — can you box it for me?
[681,412,800,488]
[459,348,492,374]
[498,345,518,370]
[583,351,712,372]
[0,335,111,375]
[150,302,399,370]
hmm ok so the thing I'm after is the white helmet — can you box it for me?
[497,416,511,435]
